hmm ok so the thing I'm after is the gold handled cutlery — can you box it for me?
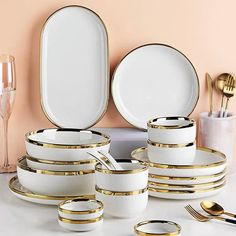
[206,73,213,116]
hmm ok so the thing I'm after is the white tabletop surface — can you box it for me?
[1,173,236,236]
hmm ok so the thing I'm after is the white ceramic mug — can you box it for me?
[199,112,236,173]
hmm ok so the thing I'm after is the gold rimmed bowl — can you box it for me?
[95,159,148,191]
[25,129,110,161]
[17,157,95,196]
[134,220,181,236]
[147,116,196,144]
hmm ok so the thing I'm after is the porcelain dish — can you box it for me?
[134,220,181,236]
[9,176,95,205]
[40,5,109,129]
[25,129,110,161]
[147,117,196,144]
[95,160,148,191]
[95,186,148,218]
[147,140,196,165]
[131,147,226,177]
[112,44,199,129]
[17,157,95,196]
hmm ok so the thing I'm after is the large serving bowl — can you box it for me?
[95,160,148,191]
[17,157,95,196]
[26,155,97,171]
[25,129,110,161]
[147,140,196,165]
[147,117,196,144]
[95,186,148,218]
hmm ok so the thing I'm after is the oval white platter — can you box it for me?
[40,5,109,129]
[131,147,226,177]
[112,44,199,129]
[9,176,95,205]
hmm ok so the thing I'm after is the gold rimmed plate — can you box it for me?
[9,176,95,205]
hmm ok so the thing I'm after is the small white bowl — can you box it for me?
[26,155,97,171]
[134,220,181,236]
[95,185,148,218]
[58,215,103,232]
[58,198,103,220]
[147,117,196,144]
[95,160,148,191]
[17,157,95,196]
[25,129,110,161]
[147,140,196,165]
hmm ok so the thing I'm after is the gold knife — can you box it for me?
[206,73,213,116]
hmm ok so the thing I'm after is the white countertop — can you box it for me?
[1,173,236,236]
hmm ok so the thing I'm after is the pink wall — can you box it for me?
[0,0,236,163]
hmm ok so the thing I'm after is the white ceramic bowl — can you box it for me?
[25,129,110,161]
[147,140,196,165]
[58,198,103,220]
[147,117,196,144]
[26,155,97,171]
[17,157,95,196]
[58,215,103,232]
[131,147,226,177]
[134,220,181,236]
[95,186,148,218]
[95,160,148,191]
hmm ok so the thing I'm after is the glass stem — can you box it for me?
[3,117,9,167]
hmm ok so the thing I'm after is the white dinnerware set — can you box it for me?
[132,117,227,200]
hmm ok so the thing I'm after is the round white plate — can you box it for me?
[9,176,95,205]
[112,44,199,129]
[41,6,109,129]
[148,183,225,200]
[131,147,226,177]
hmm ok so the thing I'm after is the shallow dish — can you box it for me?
[134,220,181,236]
[95,160,148,191]
[58,198,103,220]
[95,186,148,218]
[58,215,103,232]
[147,117,196,144]
[26,155,96,171]
[147,140,196,165]
[17,157,95,196]
[9,176,95,205]
[148,169,226,185]
[131,147,226,177]
[25,129,110,161]
[148,183,225,200]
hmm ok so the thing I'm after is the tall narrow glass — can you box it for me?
[0,55,16,173]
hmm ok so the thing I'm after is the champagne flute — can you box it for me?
[0,55,16,173]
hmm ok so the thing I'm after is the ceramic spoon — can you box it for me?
[201,201,236,218]
[87,151,112,170]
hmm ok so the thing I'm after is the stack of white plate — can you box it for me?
[131,147,226,199]
[10,128,111,205]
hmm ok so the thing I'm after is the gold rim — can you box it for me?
[147,140,195,148]
[18,157,94,176]
[58,198,103,214]
[111,43,200,131]
[134,220,181,236]
[26,154,97,165]
[148,169,226,180]
[40,5,110,129]
[25,129,110,149]
[95,185,148,196]
[9,176,95,201]
[58,215,103,224]
[148,176,225,189]
[95,162,148,174]
[131,147,226,169]
[147,117,196,129]
[148,182,226,194]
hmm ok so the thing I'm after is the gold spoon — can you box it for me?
[201,201,236,218]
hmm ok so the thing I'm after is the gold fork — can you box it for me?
[185,205,236,225]
[223,74,235,117]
